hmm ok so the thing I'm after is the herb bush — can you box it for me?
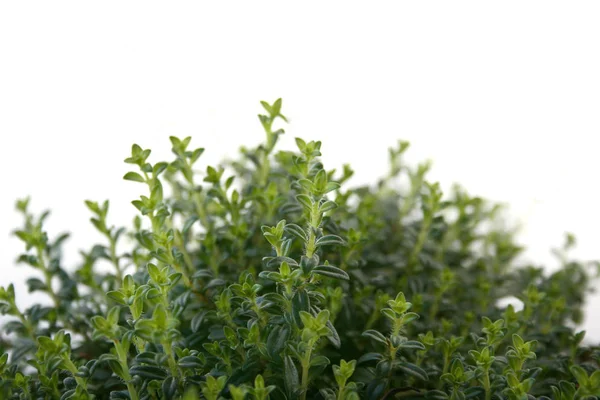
[1,99,599,400]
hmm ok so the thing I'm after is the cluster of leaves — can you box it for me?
[1,99,599,399]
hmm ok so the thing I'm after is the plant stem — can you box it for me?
[63,356,87,392]
[174,230,195,275]
[429,292,442,321]
[483,369,491,400]
[300,344,314,400]
[36,245,60,309]
[437,353,450,389]
[407,217,431,274]
[166,242,192,287]
[364,310,380,331]
[305,202,319,258]
[187,174,209,228]
[336,386,346,400]
[162,339,179,378]
[108,237,123,284]
[113,339,139,400]
[13,305,36,343]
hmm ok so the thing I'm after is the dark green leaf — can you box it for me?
[393,361,428,381]
[312,265,349,281]
[129,365,168,380]
[284,355,299,397]
[362,330,387,344]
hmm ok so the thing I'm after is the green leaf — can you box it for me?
[272,98,282,116]
[284,355,300,396]
[297,179,314,193]
[506,372,520,388]
[310,355,330,367]
[150,179,163,202]
[260,101,272,114]
[570,365,589,386]
[153,304,168,329]
[550,386,562,400]
[130,295,144,320]
[312,265,349,280]
[323,181,341,194]
[84,200,100,214]
[26,277,47,292]
[299,311,312,328]
[191,311,207,333]
[314,170,327,192]
[398,340,426,350]
[326,320,341,349]
[106,306,120,326]
[292,290,310,326]
[153,162,168,177]
[559,381,577,399]
[169,136,181,148]
[589,370,600,387]
[315,235,346,248]
[147,263,161,283]
[284,223,308,242]
[223,325,237,345]
[400,312,420,325]
[123,171,145,183]
[381,308,396,321]
[357,352,384,364]
[423,390,448,400]
[191,148,205,163]
[162,377,178,400]
[178,356,204,369]
[394,361,428,381]
[319,200,338,213]
[266,324,289,361]
[362,330,387,344]
[296,194,313,213]
[129,365,168,380]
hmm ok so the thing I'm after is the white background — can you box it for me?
[1,2,599,339]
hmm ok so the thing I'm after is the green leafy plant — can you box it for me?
[1,99,599,399]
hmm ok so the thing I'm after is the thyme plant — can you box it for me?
[1,99,599,399]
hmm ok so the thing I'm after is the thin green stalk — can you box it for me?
[437,353,450,389]
[108,237,123,284]
[300,345,314,400]
[429,292,442,321]
[386,345,398,389]
[162,339,179,378]
[113,339,139,400]
[364,310,380,331]
[174,230,195,274]
[305,203,319,258]
[166,241,192,287]
[36,245,60,309]
[259,151,271,187]
[482,369,491,400]
[181,157,210,229]
[336,386,346,400]
[12,303,36,343]
[63,356,88,392]
[36,244,93,342]
[442,354,450,376]
[407,217,431,274]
